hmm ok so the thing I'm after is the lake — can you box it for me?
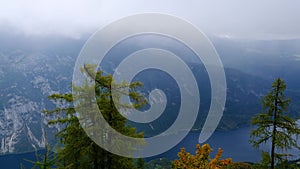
[1,126,299,168]
[0,151,41,169]
[148,126,300,163]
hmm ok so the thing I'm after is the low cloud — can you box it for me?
[0,0,299,40]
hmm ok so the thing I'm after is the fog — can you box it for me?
[0,0,300,40]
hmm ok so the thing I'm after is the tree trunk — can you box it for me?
[101,151,105,169]
[43,146,48,169]
[107,85,113,169]
[271,80,280,169]
[74,152,79,169]
[93,143,99,169]
[271,123,276,169]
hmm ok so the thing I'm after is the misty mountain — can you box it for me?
[212,37,300,88]
[0,33,299,154]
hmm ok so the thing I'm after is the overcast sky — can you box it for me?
[0,0,299,40]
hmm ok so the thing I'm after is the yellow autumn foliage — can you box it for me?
[172,144,232,169]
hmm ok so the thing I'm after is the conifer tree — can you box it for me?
[250,78,300,169]
[44,65,146,169]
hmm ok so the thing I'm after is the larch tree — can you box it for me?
[44,65,146,169]
[250,78,300,169]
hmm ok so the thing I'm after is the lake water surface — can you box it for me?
[1,126,299,168]
[149,126,300,162]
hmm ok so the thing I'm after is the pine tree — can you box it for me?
[44,65,146,169]
[250,78,300,169]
